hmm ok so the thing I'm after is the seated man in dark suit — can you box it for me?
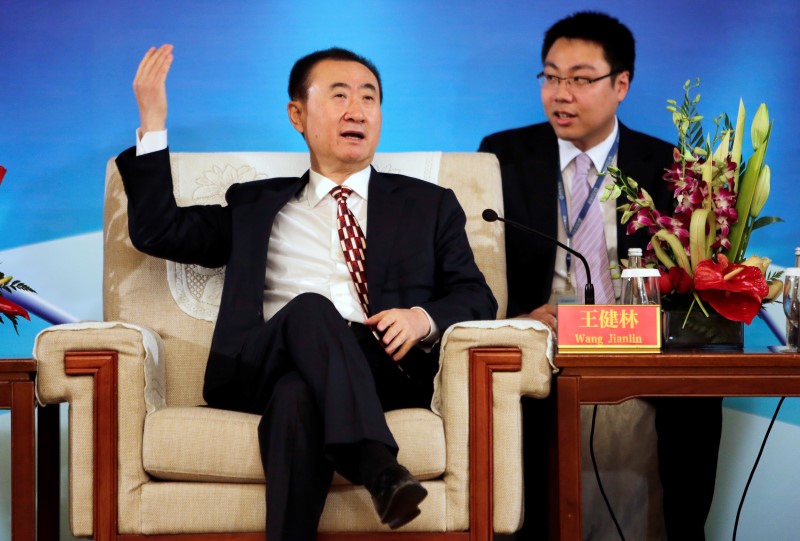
[118,44,497,541]
[479,11,721,540]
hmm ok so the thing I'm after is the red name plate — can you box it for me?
[557,304,661,354]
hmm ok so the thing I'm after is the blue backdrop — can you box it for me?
[2,1,798,252]
[1,1,800,537]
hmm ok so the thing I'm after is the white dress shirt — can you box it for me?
[551,118,622,301]
[264,167,371,323]
[135,130,438,342]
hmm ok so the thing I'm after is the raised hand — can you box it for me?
[133,44,174,135]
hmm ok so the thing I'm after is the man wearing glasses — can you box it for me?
[479,11,721,540]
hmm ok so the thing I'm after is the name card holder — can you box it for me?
[557,304,661,354]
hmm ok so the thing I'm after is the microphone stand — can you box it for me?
[482,209,595,304]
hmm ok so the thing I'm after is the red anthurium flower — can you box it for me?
[657,270,674,295]
[0,295,30,320]
[693,255,769,324]
[668,266,694,294]
[0,165,6,186]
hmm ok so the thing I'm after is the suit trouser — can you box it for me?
[652,396,723,541]
[209,292,437,541]
[516,395,722,541]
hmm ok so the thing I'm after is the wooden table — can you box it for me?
[555,350,800,541]
[0,358,60,541]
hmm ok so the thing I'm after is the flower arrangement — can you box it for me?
[602,79,783,324]
[0,165,35,334]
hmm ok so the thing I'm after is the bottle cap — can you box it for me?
[620,268,660,278]
[628,248,643,256]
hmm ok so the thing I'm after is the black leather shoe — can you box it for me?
[370,465,428,529]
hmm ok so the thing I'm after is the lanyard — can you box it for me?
[557,133,620,275]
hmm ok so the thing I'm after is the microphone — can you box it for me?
[482,208,595,304]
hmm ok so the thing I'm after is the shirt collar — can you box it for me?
[306,165,372,207]
[557,117,619,172]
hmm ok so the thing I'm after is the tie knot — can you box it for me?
[331,185,353,202]
[575,153,592,176]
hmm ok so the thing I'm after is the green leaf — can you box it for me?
[751,215,784,231]
[18,283,34,292]
[726,133,771,260]
[0,313,21,335]
[767,269,785,281]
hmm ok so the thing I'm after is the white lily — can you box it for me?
[731,99,745,193]
[750,165,771,218]
[726,107,772,262]
[751,103,770,151]
[713,130,731,164]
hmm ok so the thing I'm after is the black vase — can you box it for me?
[662,308,745,351]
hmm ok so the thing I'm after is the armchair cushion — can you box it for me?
[143,407,446,485]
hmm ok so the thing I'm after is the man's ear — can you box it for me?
[287,100,304,134]
[615,71,630,103]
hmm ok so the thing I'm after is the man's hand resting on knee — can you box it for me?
[365,308,431,361]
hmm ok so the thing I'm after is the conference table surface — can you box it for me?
[554,347,800,541]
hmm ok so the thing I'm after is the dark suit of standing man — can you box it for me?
[479,12,722,541]
[118,45,497,541]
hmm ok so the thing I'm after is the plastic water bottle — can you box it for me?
[621,248,660,305]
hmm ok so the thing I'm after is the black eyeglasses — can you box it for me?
[536,71,620,90]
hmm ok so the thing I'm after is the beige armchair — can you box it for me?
[34,151,555,540]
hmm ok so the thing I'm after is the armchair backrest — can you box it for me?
[103,151,506,406]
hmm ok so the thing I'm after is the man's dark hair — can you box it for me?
[288,47,383,103]
[541,11,636,82]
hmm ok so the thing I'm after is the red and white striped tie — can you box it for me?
[570,153,615,304]
[331,186,370,317]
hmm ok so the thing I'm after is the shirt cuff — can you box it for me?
[411,306,440,345]
[136,129,168,156]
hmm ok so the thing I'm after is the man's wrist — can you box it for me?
[136,129,168,156]
[411,306,439,343]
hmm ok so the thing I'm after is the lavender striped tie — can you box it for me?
[569,153,615,304]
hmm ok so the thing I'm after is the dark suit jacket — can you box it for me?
[479,122,674,317]
[116,147,497,403]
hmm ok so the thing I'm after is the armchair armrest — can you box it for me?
[436,319,554,534]
[33,322,166,538]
